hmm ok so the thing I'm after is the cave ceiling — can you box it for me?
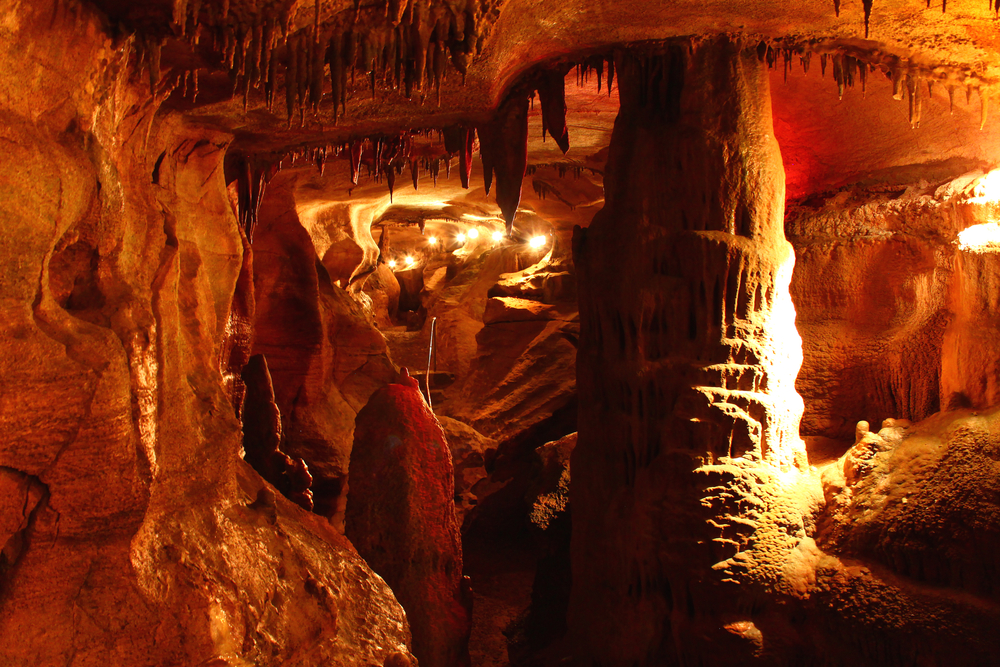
[83,0,1000,253]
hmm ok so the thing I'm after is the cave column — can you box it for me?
[570,38,806,665]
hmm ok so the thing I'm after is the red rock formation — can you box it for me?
[346,370,472,667]
[570,39,806,665]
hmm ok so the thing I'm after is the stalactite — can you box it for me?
[411,22,426,92]
[351,140,364,185]
[235,24,248,80]
[266,45,278,110]
[537,68,570,154]
[834,0,841,16]
[411,159,419,189]
[607,55,615,95]
[285,33,298,126]
[192,68,199,102]
[249,21,262,87]
[345,30,357,85]
[478,92,530,232]
[863,0,874,37]
[261,19,274,89]
[298,30,311,121]
[981,89,989,129]
[820,53,827,78]
[430,157,440,186]
[833,54,845,99]
[891,67,904,100]
[385,163,396,202]
[310,29,324,111]
[433,27,446,103]
[906,74,922,128]
[329,33,344,120]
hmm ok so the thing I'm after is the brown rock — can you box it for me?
[346,369,472,667]
[437,415,498,525]
[252,176,397,530]
[570,39,806,665]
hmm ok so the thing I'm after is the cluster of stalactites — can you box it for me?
[224,153,281,240]
[135,0,492,123]
[762,41,991,130]
[229,51,617,233]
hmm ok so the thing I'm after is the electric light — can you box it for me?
[970,170,1000,203]
[456,233,466,243]
[492,231,504,242]
[958,222,1000,252]
[529,235,546,249]
[405,255,415,266]
[388,259,397,268]
[467,227,479,239]
[427,236,438,245]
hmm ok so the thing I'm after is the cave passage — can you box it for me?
[6,1,1000,666]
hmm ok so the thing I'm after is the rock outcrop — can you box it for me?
[346,369,473,667]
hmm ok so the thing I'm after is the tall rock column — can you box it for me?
[569,39,806,666]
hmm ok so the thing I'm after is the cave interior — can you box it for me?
[3,0,1000,665]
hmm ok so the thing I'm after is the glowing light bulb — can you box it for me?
[492,231,504,242]
[958,222,1000,251]
[405,255,415,266]
[456,233,466,243]
[427,236,438,245]
[467,227,479,239]
[529,235,546,249]
[388,259,397,268]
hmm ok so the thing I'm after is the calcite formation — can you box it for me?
[6,0,1000,664]
[346,370,472,667]
[571,38,807,665]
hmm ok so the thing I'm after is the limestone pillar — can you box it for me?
[569,38,805,665]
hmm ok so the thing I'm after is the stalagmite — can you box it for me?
[346,370,473,667]
[478,92,529,232]
[570,38,805,666]
[538,69,570,154]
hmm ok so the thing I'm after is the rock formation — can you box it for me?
[346,369,473,667]
[571,38,807,665]
[6,0,1000,664]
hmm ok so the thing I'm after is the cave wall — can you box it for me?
[251,171,398,530]
[0,2,413,664]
